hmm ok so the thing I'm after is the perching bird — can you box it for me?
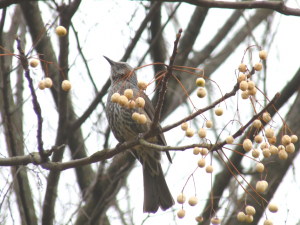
[104,56,174,213]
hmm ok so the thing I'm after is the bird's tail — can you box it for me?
[143,163,175,213]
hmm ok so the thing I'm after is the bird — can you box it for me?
[104,56,175,213]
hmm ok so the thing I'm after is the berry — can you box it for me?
[124,89,133,99]
[55,26,67,37]
[259,50,268,60]
[265,128,274,138]
[188,196,198,206]
[278,150,287,160]
[29,59,39,68]
[215,107,223,116]
[132,112,140,121]
[253,119,262,128]
[245,205,256,215]
[254,62,263,71]
[247,81,255,90]
[238,74,247,83]
[44,77,53,88]
[177,209,185,219]
[135,97,145,108]
[198,128,206,138]
[198,158,206,168]
[245,215,253,223]
[38,81,45,90]
[137,114,147,124]
[193,147,200,155]
[196,78,205,87]
[138,80,147,90]
[111,93,121,103]
[256,163,264,173]
[263,112,271,123]
[252,149,260,158]
[186,128,194,137]
[206,165,214,173]
[282,135,291,145]
[195,216,203,222]
[243,139,253,152]
[268,136,276,145]
[128,100,136,109]
[268,203,278,213]
[240,81,248,91]
[263,148,271,158]
[226,136,234,144]
[238,63,247,72]
[119,95,128,107]
[197,87,207,98]
[256,180,267,192]
[286,143,295,153]
[241,91,249,99]
[211,217,220,224]
[181,122,188,131]
[254,135,263,143]
[177,193,186,204]
[264,219,273,225]
[237,212,246,222]
[260,142,269,150]
[200,148,208,156]
[206,120,213,128]
[269,145,278,155]
[291,134,298,143]
[62,80,72,91]
[248,87,257,96]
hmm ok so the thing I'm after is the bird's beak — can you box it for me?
[103,56,115,66]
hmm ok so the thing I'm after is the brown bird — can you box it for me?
[104,56,174,213]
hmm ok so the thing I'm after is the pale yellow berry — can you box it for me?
[200,148,208,156]
[111,93,121,103]
[193,147,200,155]
[245,205,256,216]
[211,217,220,224]
[198,128,206,138]
[135,97,145,108]
[177,193,186,204]
[254,62,263,71]
[286,143,295,153]
[38,81,45,90]
[282,135,291,146]
[206,120,213,128]
[195,216,203,223]
[240,81,248,91]
[247,81,255,90]
[260,142,269,150]
[254,135,263,143]
[243,139,253,152]
[196,78,205,87]
[245,215,253,223]
[265,128,274,138]
[56,26,67,37]
[215,107,223,116]
[264,219,273,225]
[138,80,147,90]
[238,63,247,72]
[181,122,188,131]
[256,163,264,173]
[255,181,266,193]
[197,87,207,98]
[269,145,278,155]
[241,91,249,99]
[124,89,133,99]
[198,158,206,168]
[226,136,234,144]
[291,135,298,143]
[206,165,214,173]
[177,209,185,219]
[263,148,271,158]
[248,87,257,96]
[132,112,140,121]
[119,95,128,107]
[186,128,194,137]
[62,80,71,91]
[137,114,147,124]
[237,212,246,222]
[259,50,268,60]
[29,58,39,68]
[278,150,287,160]
[188,196,198,206]
[263,112,271,123]
[238,74,247,83]
[44,77,53,88]
[262,180,268,189]
[252,149,260,158]
[128,100,136,109]
[278,145,285,151]
[253,120,262,129]
[268,203,278,213]
[268,136,276,145]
